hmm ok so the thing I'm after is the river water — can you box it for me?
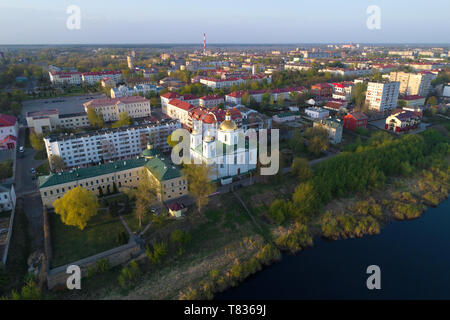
[217,198,450,299]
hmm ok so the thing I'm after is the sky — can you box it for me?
[0,0,449,44]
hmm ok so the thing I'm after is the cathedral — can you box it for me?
[189,110,257,181]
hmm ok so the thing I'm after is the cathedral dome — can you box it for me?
[219,110,237,131]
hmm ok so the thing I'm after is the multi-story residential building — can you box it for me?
[366,81,400,112]
[82,71,123,85]
[305,107,329,120]
[165,99,196,127]
[160,92,200,114]
[331,82,354,101]
[199,95,224,108]
[389,71,434,97]
[26,109,90,134]
[0,114,18,150]
[38,147,188,208]
[48,71,82,85]
[43,119,180,169]
[313,118,343,144]
[83,96,151,122]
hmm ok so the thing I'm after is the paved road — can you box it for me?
[14,127,45,252]
[15,127,45,196]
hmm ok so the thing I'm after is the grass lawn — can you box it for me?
[36,161,50,175]
[50,209,129,268]
[33,150,47,160]
[0,160,13,181]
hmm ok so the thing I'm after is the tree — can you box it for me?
[304,127,329,156]
[182,163,216,213]
[49,155,65,171]
[112,111,131,128]
[134,170,157,228]
[87,107,104,128]
[292,182,320,220]
[398,99,407,109]
[170,229,192,255]
[29,132,44,152]
[427,96,438,106]
[53,186,99,230]
[291,157,313,182]
[351,82,367,110]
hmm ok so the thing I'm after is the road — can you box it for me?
[15,127,45,196]
[14,126,45,252]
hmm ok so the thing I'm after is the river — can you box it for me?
[217,198,450,299]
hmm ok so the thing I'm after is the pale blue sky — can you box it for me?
[0,0,449,44]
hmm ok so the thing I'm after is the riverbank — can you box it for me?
[48,128,449,300]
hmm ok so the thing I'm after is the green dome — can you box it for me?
[142,148,158,158]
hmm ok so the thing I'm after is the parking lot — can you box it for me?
[21,93,106,123]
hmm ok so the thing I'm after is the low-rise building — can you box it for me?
[398,95,426,107]
[48,71,82,86]
[314,118,343,144]
[385,110,421,133]
[199,95,224,108]
[0,183,16,212]
[38,147,188,207]
[26,109,90,134]
[311,83,333,97]
[82,71,123,85]
[305,107,329,120]
[343,112,368,131]
[0,114,18,150]
[83,96,151,122]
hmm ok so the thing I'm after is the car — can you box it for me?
[19,146,24,153]
[150,208,157,213]
[30,168,36,174]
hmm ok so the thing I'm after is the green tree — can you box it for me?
[49,155,66,171]
[87,107,104,127]
[53,187,99,230]
[291,157,313,182]
[111,111,131,128]
[182,163,216,213]
[427,96,438,106]
[304,126,329,156]
[29,132,44,152]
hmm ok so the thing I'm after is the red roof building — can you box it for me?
[343,112,368,131]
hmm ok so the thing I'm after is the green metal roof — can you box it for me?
[38,157,147,188]
[143,156,181,181]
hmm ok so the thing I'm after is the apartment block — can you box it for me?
[366,81,400,112]
[389,71,433,97]
[43,119,180,169]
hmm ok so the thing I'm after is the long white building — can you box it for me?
[44,119,180,169]
[82,71,123,85]
[366,81,400,112]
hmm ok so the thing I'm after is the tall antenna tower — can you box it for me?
[203,33,206,55]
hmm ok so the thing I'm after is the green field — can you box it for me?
[50,209,129,268]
